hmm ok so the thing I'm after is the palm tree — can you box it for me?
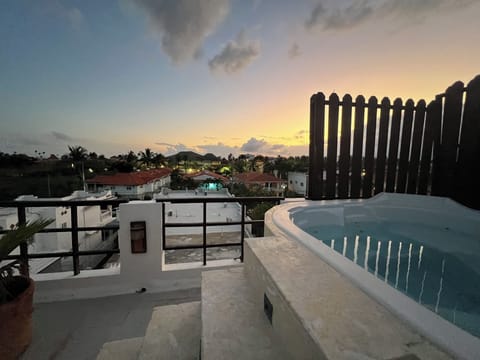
[126,150,138,164]
[68,145,87,162]
[138,148,155,168]
[153,153,166,167]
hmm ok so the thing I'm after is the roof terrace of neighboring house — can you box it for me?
[233,171,287,195]
[86,168,172,199]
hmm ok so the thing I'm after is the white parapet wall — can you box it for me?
[32,200,240,303]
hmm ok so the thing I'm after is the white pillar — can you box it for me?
[118,201,164,280]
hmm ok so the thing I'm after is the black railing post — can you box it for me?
[202,200,207,266]
[161,202,166,252]
[71,205,80,275]
[240,203,245,262]
[17,206,29,277]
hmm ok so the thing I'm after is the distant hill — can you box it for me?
[166,151,220,162]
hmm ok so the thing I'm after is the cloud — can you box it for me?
[294,129,309,141]
[306,0,373,30]
[288,42,301,59]
[134,0,229,64]
[305,0,477,31]
[197,142,238,158]
[240,137,268,153]
[208,30,260,74]
[51,131,74,142]
[154,142,196,155]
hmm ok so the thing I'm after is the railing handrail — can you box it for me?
[156,196,283,204]
[160,196,284,265]
[0,199,127,207]
[1,199,124,276]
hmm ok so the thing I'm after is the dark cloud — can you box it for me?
[51,131,73,141]
[305,2,327,30]
[306,0,373,30]
[208,30,260,74]
[305,0,477,31]
[134,0,229,64]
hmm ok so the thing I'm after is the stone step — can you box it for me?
[201,267,291,360]
[96,337,143,360]
[138,301,201,360]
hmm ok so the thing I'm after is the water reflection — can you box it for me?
[319,231,480,338]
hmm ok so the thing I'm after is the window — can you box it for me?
[61,222,67,228]
[126,186,132,190]
[289,180,293,184]
[300,182,304,187]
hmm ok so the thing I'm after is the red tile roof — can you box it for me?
[233,172,284,184]
[87,168,172,186]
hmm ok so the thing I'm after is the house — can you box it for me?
[233,172,286,196]
[287,171,308,196]
[184,170,229,191]
[87,168,172,199]
[0,190,116,273]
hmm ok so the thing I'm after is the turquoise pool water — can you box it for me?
[304,221,480,338]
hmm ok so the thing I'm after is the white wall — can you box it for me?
[288,172,307,195]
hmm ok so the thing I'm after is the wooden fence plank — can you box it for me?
[326,93,340,199]
[350,95,365,198]
[338,94,352,198]
[431,82,464,196]
[374,98,390,194]
[362,96,378,198]
[308,93,326,200]
[396,99,414,193]
[454,75,480,209]
[407,100,426,193]
[386,98,402,192]
[418,99,441,194]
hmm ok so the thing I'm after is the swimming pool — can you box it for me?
[268,193,480,359]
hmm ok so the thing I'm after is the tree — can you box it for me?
[126,150,137,164]
[68,145,87,162]
[138,148,155,168]
[153,153,166,167]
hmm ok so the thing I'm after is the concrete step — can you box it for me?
[138,301,201,360]
[201,267,291,360]
[96,337,143,360]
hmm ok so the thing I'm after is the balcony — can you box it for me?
[1,193,464,359]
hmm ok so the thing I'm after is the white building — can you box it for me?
[287,172,308,196]
[87,168,172,200]
[0,190,116,273]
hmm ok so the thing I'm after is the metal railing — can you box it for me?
[157,196,283,265]
[0,199,127,276]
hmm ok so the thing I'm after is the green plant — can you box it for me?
[0,219,53,304]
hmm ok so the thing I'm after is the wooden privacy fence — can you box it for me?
[308,74,480,210]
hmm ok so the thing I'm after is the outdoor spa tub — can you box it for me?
[267,193,480,360]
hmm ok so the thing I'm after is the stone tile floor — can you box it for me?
[22,288,200,360]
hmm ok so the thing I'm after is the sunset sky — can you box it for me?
[1,0,479,158]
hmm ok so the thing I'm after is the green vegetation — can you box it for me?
[0,146,309,200]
